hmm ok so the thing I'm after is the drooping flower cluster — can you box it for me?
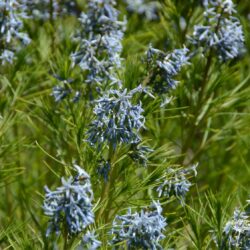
[71,0,126,89]
[224,208,250,249]
[157,164,198,204]
[191,0,244,61]
[125,0,160,21]
[87,86,146,149]
[78,230,101,250]
[147,45,190,94]
[0,0,30,64]
[111,201,167,249]
[43,165,94,236]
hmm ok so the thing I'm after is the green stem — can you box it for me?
[96,145,115,222]
[63,228,68,250]
[181,51,213,164]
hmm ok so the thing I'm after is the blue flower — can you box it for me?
[147,45,190,94]
[0,0,30,64]
[111,201,167,249]
[0,50,14,65]
[78,230,101,250]
[224,208,250,249]
[191,0,245,61]
[71,0,126,89]
[86,86,146,149]
[125,0,160,21]
[43,165,94,236]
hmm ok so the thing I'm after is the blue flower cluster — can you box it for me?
[78,230,101,250]
[157,164,197,204]
[147,45,190,94]
[125,0,160,21]
[71,0,126,89]
[87,86,145,149]
[43,165,94,236]
[111,201,167,249]
[224,208,250,249]
[191,0,244,61]
[0,0,30,64]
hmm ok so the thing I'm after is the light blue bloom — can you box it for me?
[147,45,190,93]
[0,50,14,64]
[111,201,167,249]
[43,165,94,236]
[78,230,101,250]
[86,86,146,149]
[224,208,250,249]
[71,0,126,89]
[0,0,30,64]
[125,0,160,21]
[191,0,244,61]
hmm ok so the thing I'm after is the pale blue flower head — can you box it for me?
[87,86,146,149]
[224,208,250,249]
[71,0,126,88]
[43,165,94,236]
[125,0,160,21]
[191,0,245,61]
[0,0,30,64]
[147,45,189,94]
[111,201,167,249]
[78,230,101,250]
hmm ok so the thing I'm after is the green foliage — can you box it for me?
[0,0,249,249]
